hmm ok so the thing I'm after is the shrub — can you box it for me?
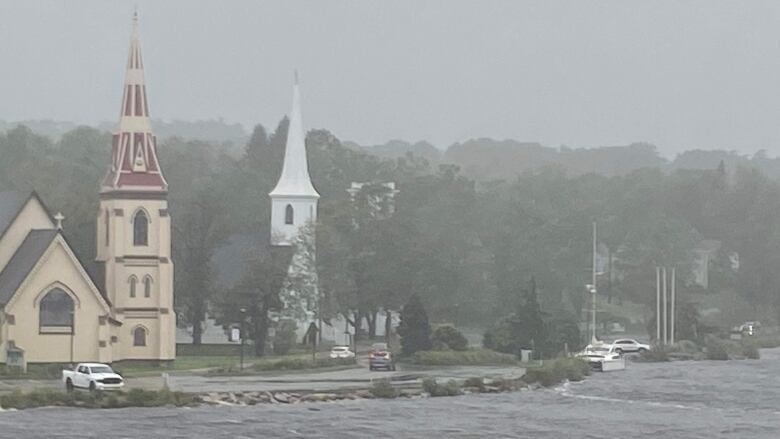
[704,337,729,360]
[431,325,469,351]
[369,380,398,399]
[398,295,433,356]
[637,344,671,362]
[249,356,355,372]
[409,348,517,366]
[740,340,760,360]
[524,358,590,387]
[0,388,195,410]
[463,377,485,391]
[422,378,461,397]
[273,320,298,355]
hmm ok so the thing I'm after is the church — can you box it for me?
[0,14,175,365]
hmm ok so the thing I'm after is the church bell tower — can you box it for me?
[269,73,320,246]
[95,12,175,361]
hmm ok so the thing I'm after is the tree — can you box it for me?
[215,246,294,356]
[397,295,432,356]
[172,181,230,344]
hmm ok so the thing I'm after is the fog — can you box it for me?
[2,1,780,155]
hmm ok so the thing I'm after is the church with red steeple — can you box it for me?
[0,13,175,366]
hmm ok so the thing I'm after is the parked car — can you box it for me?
[62,363,124,391]
[329,346,356,359]
[611,339,650,354]
[368,343,396,371]
[739,321,761,336]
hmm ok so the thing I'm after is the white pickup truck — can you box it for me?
[62,363,125,391]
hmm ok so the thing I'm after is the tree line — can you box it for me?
[2,123,780,355]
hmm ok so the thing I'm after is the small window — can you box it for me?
[133,326,147,346]
[133,210,149,246]
[143,276,152,298]
[285,204,294,225]
[129,276,137,298]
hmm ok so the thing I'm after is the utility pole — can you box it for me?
[656,266,661,343]
[670,268,676,345]
[662,267,668,345]
[239,308,246,372]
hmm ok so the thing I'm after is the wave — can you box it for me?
[554,380,700,411]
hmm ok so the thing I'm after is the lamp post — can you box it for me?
[69,309,75,366]
[239,308,247,372]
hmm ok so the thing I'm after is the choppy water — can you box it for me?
[3,349,780,438]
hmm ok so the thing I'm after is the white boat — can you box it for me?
[577,342,626,372]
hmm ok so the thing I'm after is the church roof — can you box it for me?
[269,74,320,199]
[0,191,29,238]
[101,12,167,194]
[0,229,58,305]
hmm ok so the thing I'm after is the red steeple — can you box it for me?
[102,12,167,193]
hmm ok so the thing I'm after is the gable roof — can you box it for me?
[0,191,55,243]
[0,229,58,305]
[0,191,29,238]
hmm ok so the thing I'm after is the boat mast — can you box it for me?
[591,221,597,343]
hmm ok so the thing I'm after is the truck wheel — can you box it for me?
[65,379,74,392]
[89,381,97,392]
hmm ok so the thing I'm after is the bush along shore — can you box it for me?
[637,336,761,362]
[0,358,590,410]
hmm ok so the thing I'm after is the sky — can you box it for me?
[1,1,780,156]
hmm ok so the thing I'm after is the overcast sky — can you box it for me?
[2,1,780,156]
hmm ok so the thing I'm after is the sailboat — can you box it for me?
[576,222,626,372]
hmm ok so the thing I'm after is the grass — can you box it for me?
[207,356,357,375]
[0,388,196,410]
[405,348,519,366]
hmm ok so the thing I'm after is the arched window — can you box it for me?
[129,276,137,298]
[39,288,74,332]
[285,204,294,225]
[133,210,148,246]
[133,326,147,346]
[143,276,152,298]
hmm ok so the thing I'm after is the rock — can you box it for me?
[273,392,291,404]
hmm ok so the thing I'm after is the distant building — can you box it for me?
[347,182,400,222]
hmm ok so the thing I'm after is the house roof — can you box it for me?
[0,229,58,305]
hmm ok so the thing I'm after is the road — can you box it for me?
[164,364,525,393]
[0,364,525,394]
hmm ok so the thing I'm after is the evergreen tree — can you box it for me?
[397,295,432,356]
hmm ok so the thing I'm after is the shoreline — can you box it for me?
[0,358,590,411]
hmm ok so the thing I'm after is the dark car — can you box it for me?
[368,343,396,371]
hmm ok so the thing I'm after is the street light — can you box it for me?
[69,309,75,366]
[239,308,246,372]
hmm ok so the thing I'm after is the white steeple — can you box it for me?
[269,72,319,246]
[270,72,320,198]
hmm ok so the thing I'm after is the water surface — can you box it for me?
[3,349,780,438]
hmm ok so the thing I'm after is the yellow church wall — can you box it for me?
[3,237,113,364]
